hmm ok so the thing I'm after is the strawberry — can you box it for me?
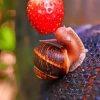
[27,0,64,34]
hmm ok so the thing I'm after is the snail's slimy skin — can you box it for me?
[33,26,87,79]
[70,49,88,72]
[54,27,87,72]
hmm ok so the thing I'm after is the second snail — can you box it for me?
[33,26,88,79]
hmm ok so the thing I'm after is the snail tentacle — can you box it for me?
[39,39,57,42]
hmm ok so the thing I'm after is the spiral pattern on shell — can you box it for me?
[33,41,69,79]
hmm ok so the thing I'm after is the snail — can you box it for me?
[33,26,88,79]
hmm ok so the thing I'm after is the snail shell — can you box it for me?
[33,27,87,79]
[34,42,69,79]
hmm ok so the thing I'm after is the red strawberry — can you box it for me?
[27,0,64,34]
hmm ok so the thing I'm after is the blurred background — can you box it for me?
[0,0,100,100]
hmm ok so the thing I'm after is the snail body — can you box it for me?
[33,27,87,79]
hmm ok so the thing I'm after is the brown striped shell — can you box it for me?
[33,41,70,79]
